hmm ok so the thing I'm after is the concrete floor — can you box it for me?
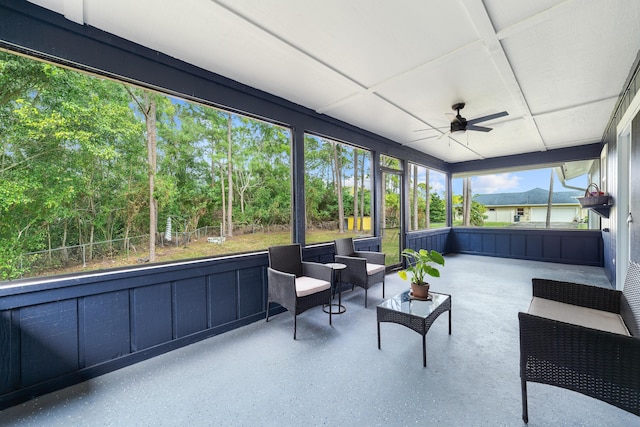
[0,254,637,427]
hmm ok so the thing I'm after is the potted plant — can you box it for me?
[398,248,445,299]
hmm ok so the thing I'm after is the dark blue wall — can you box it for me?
[0,229,599,409]
[0,240,383,409]
[404,229,450,256]
[450,228,603,266]
[404,227,602,267]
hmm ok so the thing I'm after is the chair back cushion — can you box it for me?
[621,260,640,337]
[334,238,355,256]
[268,244,303,277]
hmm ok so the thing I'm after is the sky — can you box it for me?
[452,167,589,196]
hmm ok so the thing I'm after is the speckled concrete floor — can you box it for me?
[0,254,636,427]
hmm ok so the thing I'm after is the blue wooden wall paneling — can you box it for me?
[238,267,264,318]
[0,232,604,410]
[82,291,130,367]
[209,271,238,328]
[20,300,79,387]
[450,229,602,266]
[131,283,173,352]
[174,277,208,339]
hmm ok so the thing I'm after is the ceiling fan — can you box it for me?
[441,102,508,138]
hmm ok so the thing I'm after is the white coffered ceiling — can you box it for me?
[28,0,640,163]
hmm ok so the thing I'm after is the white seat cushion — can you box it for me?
[366,263,385,276]
[295,276,331,297]
[528,297,630,336]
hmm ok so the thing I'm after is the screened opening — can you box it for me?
[408,163,447,231]
[0,50,292,280]
[451,160,600,229]
[304,134,373,245]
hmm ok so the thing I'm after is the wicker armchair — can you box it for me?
[518,261,640,423]
[266,244,333,339]
[334,237,385,307]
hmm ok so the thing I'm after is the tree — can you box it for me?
[546,169,554,228]
[463,177,472,226]
[226,113,233,237]
[127,88,159,262]
[425,169,431,228]
[353,149,359,232]
[332,141,344,233]
[412,164,418,230]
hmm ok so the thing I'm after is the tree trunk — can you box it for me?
[412,164,418,231]
[211,143,217,225]
[425,169,430,229]
[546,169,554,228]
[62,219,68,262]
[463,177,472,226]
[226,113,233,238]
[47,224,52,263]
[353,149,359,232]
[381,174,387,235]
[334,143,344,233]
[220,161,226,235]
[145,92,157,262]
[360,156,365,232]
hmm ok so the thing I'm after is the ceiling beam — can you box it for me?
[531,95,620,118]
[459,0,547,152]
[211,0,366,93]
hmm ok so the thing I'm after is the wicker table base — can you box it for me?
[377,290,451,367]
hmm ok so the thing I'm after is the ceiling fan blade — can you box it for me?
[446,113,461,124]
[466,124,492,132]
[466,111,508,125]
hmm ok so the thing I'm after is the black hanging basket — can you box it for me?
[578,183,610,207]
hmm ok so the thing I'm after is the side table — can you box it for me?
[377,290,451,367]
[322,262,347,314]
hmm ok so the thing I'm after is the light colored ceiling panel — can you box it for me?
[24,0,640,164]
[405,137,484,163]
[374,42,521,132]
[450,117,541,157]
[213,0,480,88]
[79,0,360,111]
[501,0,640,114]
[534,97,618,148]
[322,92,433,145]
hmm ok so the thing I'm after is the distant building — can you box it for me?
[473,188,585,223]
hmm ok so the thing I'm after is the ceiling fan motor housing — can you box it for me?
[451,117,467,132]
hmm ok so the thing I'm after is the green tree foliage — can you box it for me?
[304,135,371,232]
[0,51,292,279]
[429,192,446,223]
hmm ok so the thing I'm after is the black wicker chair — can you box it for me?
[518,261,640,423]
[334,237,385,308]
[266,244,333,339]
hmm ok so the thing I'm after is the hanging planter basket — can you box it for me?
[578,183,610,207]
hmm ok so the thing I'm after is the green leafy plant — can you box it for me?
[398,248,445,285]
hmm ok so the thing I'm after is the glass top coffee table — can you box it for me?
[376,290,451,367]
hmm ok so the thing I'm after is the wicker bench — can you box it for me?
[518,261,640,423]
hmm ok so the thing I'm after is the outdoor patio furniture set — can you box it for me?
[267,238,640,423]
[266,238,453,369]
